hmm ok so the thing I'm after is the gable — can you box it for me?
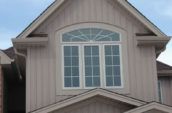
[125,102,172,113]
[16,0,168,39]
[51,96,135,113]
[32,0,151,36]
[32,89,145,113]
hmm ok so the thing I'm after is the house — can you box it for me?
[0,48,26,113]
[11,0,172,113]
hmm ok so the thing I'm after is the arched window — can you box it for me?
[61,28,122,89]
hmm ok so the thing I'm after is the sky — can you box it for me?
[0,0,171,66]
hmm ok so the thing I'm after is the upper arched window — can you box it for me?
[61,27,122,89]
[62,28,120,42]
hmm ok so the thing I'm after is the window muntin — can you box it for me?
[62,28,122,89]
[62,28,120,42]
[104,45,121,87]
[84,46,100,87]
[64,46,80,87]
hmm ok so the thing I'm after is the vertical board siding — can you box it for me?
[52,97,134,113]
[27,0,158,112]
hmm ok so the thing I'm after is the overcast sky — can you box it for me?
[0,0,172,66]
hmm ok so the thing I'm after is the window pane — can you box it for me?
[92,46,99,56]
[112,45,119,55]
[64,46,79,88]
[72,67,79,76]
[86,77,92,87]
[84,46,100,87]
[62,28,120,42]
[85,57,91,66]
[93,57,99,65]
[105,56,112,65]
[113,56,120,65]
[105,45,121,87]
[106,67,113,75]
[106,77,113,86]
[68,30,81,36]
[73,77,79,87]
[93,67,100,76]
[111,33,120,41]
[114,77,121,86]
[93,77,100,86]
[64,67,71,76]
[64,46,71,56]
[72,57,79,66]
[62,34,71,42]
[64,57,71,66]
[85,67,92,76]
[72,46,78,56]
[65,77,71,87]
[84,46,91,56]
[105,46,112,55]
[113,66,120,76]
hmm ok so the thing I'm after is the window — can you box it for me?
[62,28,122,89]
[158,80,163,103]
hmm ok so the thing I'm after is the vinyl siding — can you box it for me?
[51,97,135,113]
[26,0,158,112]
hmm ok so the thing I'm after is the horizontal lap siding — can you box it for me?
[27,0,158,112]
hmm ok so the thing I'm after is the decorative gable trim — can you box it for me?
[17,0,167,39]
[125,102,172,113]
[32,88,146,113]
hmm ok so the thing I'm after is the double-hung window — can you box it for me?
[62,28,122,89]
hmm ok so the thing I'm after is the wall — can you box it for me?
[26,0,158,112]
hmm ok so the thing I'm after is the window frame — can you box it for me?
[103,44,124,89]
[57,23,129,93]
[61,44,82,89]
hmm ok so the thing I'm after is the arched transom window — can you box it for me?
[61,28,122,89]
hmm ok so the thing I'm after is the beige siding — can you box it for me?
[26,0,158,112]
[159,77,172,106]
[143,109,167,113]
[51,97,134,113]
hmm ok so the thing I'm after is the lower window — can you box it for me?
[63,44,122,89]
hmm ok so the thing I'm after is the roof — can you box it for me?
[0,49,14,65]
[2,47,15,59]
[16,0,168,39]
[157,61,172,76]
[125,102,172,113]
[157,61,172,71]
[32,88,146,113]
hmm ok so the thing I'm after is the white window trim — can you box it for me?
[103,44,124,89]
[61,44,82,89]
[56,23,130,94]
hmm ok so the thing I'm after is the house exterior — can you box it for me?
[0,50,14,113]
[11,0,172,113]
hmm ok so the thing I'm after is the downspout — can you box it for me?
[14,48,26,80]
